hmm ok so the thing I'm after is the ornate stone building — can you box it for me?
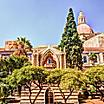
[32,45,66,69]
[0,41,66,69]
[77,11,104,67]
[77,11,95,40]
[0,11,104,103]
[0,11,104,69]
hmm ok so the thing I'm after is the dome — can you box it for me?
[77,24,93,34]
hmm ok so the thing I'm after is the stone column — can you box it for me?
[57,62,59,68]
[0,54,1,58]
[55,55,59,68]
[96,54,100,64]
[60,55,62,69]
[37,53,39,66]
[64,53,66,69]
[99,53,104,64]
[63,47,66,68]
[88,53,91,66]
[32,54,34,65]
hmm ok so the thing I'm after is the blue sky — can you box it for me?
[0,0,104,47]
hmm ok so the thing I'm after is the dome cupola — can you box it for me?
[77,11,93,34]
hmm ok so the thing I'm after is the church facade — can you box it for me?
[32,45,66,69]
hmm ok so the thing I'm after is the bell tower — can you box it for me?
[78,11,86,25]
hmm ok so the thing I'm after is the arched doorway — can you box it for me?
[45,88,54,104]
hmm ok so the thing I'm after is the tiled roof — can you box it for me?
[84,47,104,52]
[0,48,5,51]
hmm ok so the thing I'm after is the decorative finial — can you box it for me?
[79,11,84,17]
[78,11,86,25]
[48,45,51,48]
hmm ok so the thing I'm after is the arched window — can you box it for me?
[81,18,84,23]
[47,58,52,64]
[45,88,54,104]
[83,56,87,63]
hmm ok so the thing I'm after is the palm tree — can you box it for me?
[17,37,32,50]
[13,37,32,56]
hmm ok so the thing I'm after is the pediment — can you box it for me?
[40,46,62,55]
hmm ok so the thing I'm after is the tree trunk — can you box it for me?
[28,87,32,104]
[58,86,74,104]
[94,84,104,101]
[97,88,104,100]
[58,87,66,103]
[26,82,32,104]
[64,99,67,104]
[18,85,21,97]
[32,87,42,104]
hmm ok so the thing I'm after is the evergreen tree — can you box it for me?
[59,8,83,70]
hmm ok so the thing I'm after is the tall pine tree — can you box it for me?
[59,8,83,70]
